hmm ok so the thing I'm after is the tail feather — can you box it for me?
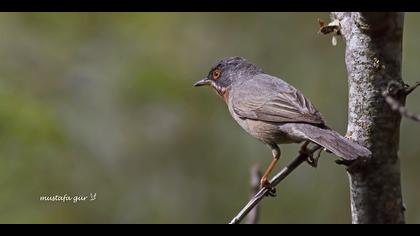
[279,123,371,160]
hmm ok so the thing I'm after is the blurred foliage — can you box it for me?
[0,12,419,223]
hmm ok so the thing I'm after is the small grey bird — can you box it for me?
[194,57,371,188]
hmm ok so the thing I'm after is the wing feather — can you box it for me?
[231,74,325,125]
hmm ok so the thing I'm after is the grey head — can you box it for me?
[193,57,263,96]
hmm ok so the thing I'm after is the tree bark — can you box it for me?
[331,12,406,224]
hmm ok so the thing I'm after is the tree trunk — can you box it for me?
[331,12,406,224]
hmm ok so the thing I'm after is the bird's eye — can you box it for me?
[212,69,221,80]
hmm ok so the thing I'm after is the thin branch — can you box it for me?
[229,144,323,224]
[383,81,420,123]
[405,81,420,95]
[383,95,420,122]
[246,164,262,224]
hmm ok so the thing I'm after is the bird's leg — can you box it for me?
[260,145,280,196]
[300,141,319,168]
[307,148,323,168]
[260,158,278,187]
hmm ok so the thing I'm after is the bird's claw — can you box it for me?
[306,155,318,167]
[260,177,270,189]
[300,142,322,168]
[260,178,277,197]
[265,187,277,197]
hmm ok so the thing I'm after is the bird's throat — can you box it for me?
[210,82,230,104]
[216,87,230,104]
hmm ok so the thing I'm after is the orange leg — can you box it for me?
[260,158,279,188]
[260,145,281,189]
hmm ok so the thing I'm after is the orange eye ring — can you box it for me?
[212,69,221,80]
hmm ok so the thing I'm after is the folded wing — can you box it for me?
[232,74,325,125]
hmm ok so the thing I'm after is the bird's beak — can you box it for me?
[193,78,211,87]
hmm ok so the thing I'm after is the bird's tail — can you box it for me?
[281,123,371,160]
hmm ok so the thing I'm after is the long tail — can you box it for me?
[280,123,371,160]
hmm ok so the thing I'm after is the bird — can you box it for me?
[193,56,371,190]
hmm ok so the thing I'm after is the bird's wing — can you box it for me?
[231,74,325,125]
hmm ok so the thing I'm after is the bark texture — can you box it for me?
[331,12,405,224]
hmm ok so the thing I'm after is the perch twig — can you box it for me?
[246,164,262,224]
[229,145,322,224]
[383,81,420,123]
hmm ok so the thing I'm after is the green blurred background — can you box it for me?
[0,12,419,224]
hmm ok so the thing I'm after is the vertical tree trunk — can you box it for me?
[331,12,406,224]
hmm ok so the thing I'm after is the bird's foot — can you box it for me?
[307,155,318,168]
[345,132,353,139]
[300,141,321,168]
[307,148,323,168]
[265,188,277,197]
[260,177,277,197]
[260,177,270,189]
[299,141,310,156]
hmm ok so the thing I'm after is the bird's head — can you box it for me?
[193,57,262,96]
